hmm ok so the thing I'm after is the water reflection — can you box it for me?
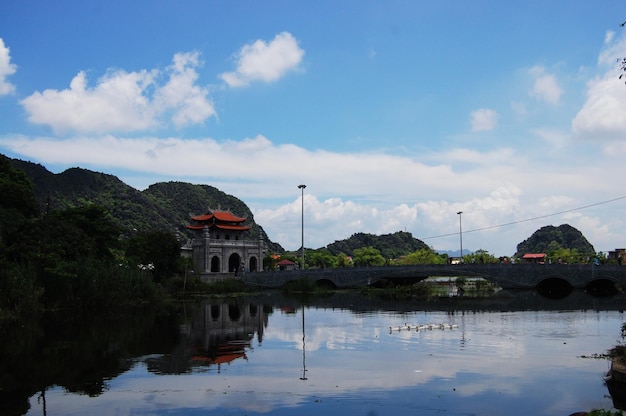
[0,306,182,415]
[1,291,625,415]
[144,302,269,375]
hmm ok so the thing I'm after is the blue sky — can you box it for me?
[1,1,626,255]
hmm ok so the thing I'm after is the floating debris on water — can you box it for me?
[389,323,458,332]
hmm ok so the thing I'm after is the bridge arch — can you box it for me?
[584,277,621,297]
[315,279,337,290]
[536,276,573,298]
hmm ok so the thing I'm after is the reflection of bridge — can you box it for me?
[241,264,626,292]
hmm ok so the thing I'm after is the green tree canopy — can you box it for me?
[353,246,386,267]
[306,249,337,269]
[326,231,429,259]
[125,230,181,282]
[0,155,39,254]
[9,204,120,266]
[514,224,595,258]
[395,248,446,265]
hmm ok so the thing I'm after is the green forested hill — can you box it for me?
[142,181,281,252]
[8,157,283,252]
[514,224,595,257]
[325,231,430,259]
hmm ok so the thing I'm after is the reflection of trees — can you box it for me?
[605,324,626,411]
[0,299,272,415]
[0,307,181,416]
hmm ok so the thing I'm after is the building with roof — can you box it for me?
[276,259,297,271]
[608,249,626,265]
[186,209,266,278]
[522,253,546,264]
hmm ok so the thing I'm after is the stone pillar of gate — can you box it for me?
[202,226,210,273]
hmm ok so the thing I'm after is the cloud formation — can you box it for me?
[572,31,626,141]
[470,108,498,131]
[20,52,215,134]
[2,131,622,253]
[529,66,562,105]
[0,38,16,95]
[220,32,305,87]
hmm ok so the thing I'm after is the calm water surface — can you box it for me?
[8,292,626,416]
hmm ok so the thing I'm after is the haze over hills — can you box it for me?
[7,155,598,259]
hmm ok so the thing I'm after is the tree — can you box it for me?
[465,249,498,264]
[335,252,352,267]
[8,204,120,266]
[125,230,181,282]
[0,155,39,253]
[395,248,445,265]
[353,246,386,267]
[307,249,337,269]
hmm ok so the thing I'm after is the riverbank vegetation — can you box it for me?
[0,156,187,322]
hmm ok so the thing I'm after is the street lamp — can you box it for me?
[298,184,306,270]
[457,211,463,262]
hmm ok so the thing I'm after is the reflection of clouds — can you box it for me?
[28,309,621,415]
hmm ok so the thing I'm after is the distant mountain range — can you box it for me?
[7,155,596,258]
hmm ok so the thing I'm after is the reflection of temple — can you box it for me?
[186,209,265,277]
[187,302,269,371]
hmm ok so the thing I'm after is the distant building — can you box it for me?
[276,259,297,271]
[608,249,626,265]
[522,253,546,264]
[186,209,265,277]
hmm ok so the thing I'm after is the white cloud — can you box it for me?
[470,108,498,131]
[0,38,17,95]
[529,66,563,105]
[572,31,626,141]
[571,74,626,140]
[154,52,216,128]
[2,133,622,255]
[20,52,215,134]
[220,32,304,87]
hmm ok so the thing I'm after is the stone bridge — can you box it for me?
[240,263,626,292]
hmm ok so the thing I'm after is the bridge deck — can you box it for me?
[239,263,626,290]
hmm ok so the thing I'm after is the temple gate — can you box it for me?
[186,209,265,279]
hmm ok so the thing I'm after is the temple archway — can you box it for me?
[211,256,220,273]
[229,253,241,273]
[249,256,258,272]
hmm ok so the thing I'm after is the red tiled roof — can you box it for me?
[276,259,296,265]
[215,224,251,231]
[190,210,247,223]
[213,211,247,222]
[186,224,251,231]
[522,253,546,259]
[190,213,214,221]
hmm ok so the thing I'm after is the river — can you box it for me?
[2,290,626,416]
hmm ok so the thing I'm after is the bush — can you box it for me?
[0,263,43,321]
[282,277,317,293]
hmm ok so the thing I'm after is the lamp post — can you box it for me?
[457,211,463,262]
[298,184,306,270]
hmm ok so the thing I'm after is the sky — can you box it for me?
[1,1,626,256]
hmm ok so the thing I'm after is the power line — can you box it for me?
[420,195,626,241]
